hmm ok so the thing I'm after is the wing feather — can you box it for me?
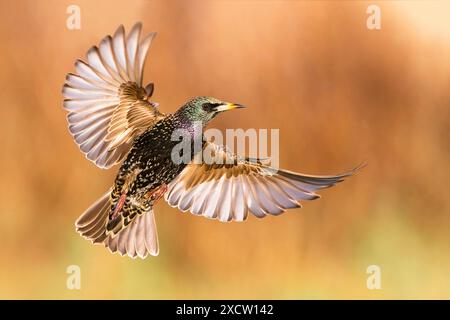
[165,142,362,221]
[63,23,163,169]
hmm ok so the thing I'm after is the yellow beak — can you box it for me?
[214,103,246,112]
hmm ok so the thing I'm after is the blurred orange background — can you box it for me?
[0,0,449,299]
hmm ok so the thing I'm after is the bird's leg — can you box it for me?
[110,168,142,220]
[111,193,126,220]
[145,184,168,204]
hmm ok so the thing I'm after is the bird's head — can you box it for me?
[176,96,245,126]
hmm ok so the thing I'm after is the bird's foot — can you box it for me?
[145,184,168,204]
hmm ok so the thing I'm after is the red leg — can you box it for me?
[146,184,168,204]
[111,193,126,219]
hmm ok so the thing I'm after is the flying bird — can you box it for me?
[62,23,362,259]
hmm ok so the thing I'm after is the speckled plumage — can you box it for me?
[107,111,205,235]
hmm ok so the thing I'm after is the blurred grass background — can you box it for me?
[0,0,449,299]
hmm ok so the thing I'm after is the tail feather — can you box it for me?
[75,189,159,259]
[105,210,159,259]
[144,210,159,256]
[76,189,111,227]
[75,189,111,241]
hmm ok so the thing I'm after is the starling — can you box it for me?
[62,23,362,259]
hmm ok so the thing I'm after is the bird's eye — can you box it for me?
[202,103,220,112]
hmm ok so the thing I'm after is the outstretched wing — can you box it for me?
[62,23,164,169]
[165,142,362,222]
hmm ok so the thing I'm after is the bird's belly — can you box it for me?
[131,152,187,197]
[115,123,201,209]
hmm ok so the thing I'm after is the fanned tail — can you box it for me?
[75,190,159,259]
[105,210,159,259]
